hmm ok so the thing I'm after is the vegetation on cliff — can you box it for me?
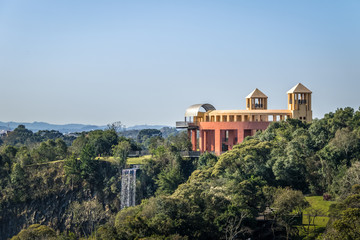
[3,107,360,239]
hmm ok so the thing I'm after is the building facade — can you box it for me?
[176,83,312,155]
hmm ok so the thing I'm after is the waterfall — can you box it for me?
[120,167,139,209]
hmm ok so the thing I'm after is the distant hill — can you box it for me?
[126,125,168,130]
[0,121,170,133]
[0,121,106,133]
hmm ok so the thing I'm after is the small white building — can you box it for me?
[0,130,11,137]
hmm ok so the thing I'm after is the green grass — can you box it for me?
[302,196,335,227]
[28,155,152,167]
[98,156,114,162]
[297,196,337,238]
[127,155,151,165]
[304,196,334,215]
[27,159,65,166]
[303,216,329,228]
[100,155,151,165]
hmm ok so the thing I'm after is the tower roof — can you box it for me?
[246,88,268,98]
[287,83,312,94]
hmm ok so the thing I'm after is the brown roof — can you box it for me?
[287,83,312,94]
[246,88,268,98]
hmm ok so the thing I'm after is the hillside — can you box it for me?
[2,107,360,239]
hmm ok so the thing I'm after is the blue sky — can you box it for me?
[0,0,359,126]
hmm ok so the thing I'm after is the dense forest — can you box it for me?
[2,107,360,239]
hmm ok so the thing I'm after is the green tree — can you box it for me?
[334,161,360,198]
[270,187,309,240]
[330,127,358,162]
[55,138,68,159]
[9,162,27,201]
[88,129,118,156]
[326,193,360,239]
[167,131,192,152]
[329,107,355,134]
[196,151,218,170]
[93,224,118,240]
[64,154,81,189]
[332,208,360,239]
[4,125,35,146]
[107,121,125,132]
[31,139,57,162]
[69,199,107,237]
[10,162,25,186]
[112,140,131,169]
[2,145,18,159]
[309,118,331,150]
[15,146,32,166]
[155,165,184,195]
[71,133,88,155]
[79,144,97,183]
[213,139,273,184]
[137,129,162,144]
[147,136,165,153]
[34,129,63,141]
[10,224,57,240]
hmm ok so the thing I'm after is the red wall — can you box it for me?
[198,121,270,155]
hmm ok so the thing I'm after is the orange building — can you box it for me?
[176,83,312,155]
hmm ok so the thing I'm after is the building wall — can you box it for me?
[198,121,270,155]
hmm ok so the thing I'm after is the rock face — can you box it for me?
[0,161,121,240]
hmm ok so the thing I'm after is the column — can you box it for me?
[292,94,295,110]
[191,129,197,151]
[228,130,235,150]
[203,130,207,152]
[210,131,215,152]
[215,128,221,155]
[288,94,291,109]
[237,129,242,144]
[199,130,204,152]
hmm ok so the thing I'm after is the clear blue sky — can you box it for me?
[0,0,359,127]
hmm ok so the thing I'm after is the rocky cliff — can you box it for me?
[0,161,121,240]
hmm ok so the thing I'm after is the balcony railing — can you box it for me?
[128,150,149,157]
[176,121,198,128]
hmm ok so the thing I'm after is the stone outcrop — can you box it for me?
[0,161,121,240]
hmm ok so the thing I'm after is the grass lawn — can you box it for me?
[97,156,115,162]
[100,155,152,165]
[27,159,65,166]
[304,196,334,215]
[127,155,151,165]
[302,196,335,227]
[297,196,336,238]
[30,155,151,167]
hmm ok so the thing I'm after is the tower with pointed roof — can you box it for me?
[287,83,312,122]
[246,88,268,110]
